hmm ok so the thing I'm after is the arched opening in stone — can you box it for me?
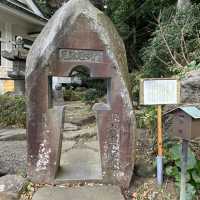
[49,65,109,181]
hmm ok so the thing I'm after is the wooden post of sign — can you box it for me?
[157,105,163,156]
[157,105,163,185]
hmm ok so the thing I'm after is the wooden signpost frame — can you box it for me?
[140,78,180,186]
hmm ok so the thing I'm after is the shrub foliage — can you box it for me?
[141,4,200,77]
[0,95,26,128]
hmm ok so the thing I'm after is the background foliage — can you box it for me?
[0,95,26,128]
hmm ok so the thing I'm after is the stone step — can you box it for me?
[57,147,102,181]
[63,123,80,131]
[64,114,95,126]
[32,185,125,200]
[63,125,97,141]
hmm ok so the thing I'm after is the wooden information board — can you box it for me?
[140,78,180,105]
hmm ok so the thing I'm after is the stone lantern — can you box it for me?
[2,36,28,95]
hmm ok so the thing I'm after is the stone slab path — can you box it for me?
[32,185,125,200]
[57,101,102,181]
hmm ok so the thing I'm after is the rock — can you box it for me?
[32,185,125,200]
[164,70,200,135]
[64,101,96,125]
[164,70,200,114]
[134,161,155,178]
[67,115,95,126]
[63,125,97,141]
[0,141,26,175]
[63,123,80,131]
[181,70,200,104]
[0,192,19,200]
[0,175,27,193]
[0,129,26,141]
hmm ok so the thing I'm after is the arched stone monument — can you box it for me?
[26,0,136,189]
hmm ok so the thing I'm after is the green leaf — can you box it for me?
[169,144,181,161]
[169,144,197,170]
[192,171,200,183]
[174,171,190,184]
[187,149,197,170]
[187,60,196,68]
[165,166,179,177]
[185,184,196,200]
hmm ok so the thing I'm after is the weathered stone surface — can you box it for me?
[84,141,99,151]
[0,141,26,175]
[164,71,200,114]
[63,123,80,131]
[63,125,96,141]
[32,185,125,200]
[164,70,200,135]
[67,115,95,126]
[0,192,19,200]
[0,175,27,193]
[61,141,76,152]
[26,0,136,189]
[57,148,102,180]
[181,70,200,103]
[0,129,26,141]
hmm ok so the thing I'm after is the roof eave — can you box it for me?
[0,2,47,26]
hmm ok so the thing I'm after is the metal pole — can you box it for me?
[157,105,163,185]
[180,139,188,200]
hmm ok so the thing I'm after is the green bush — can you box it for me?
[0,95,26,128]
[82,88,98,104]
[136,106,157,131]
[63,88,82,101]
[165,143,200,199]
[141,4,200,78]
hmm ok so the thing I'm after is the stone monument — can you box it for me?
[2,36,27,95]
[26,0,136,189]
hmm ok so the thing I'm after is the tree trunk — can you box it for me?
[177,0,191,10]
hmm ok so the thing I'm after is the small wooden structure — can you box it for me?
[166,106,200,140]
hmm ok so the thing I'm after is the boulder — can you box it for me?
[181,70,200,104]
[164,70,200,136]
[164,70,200,114]
[0,175,27,193]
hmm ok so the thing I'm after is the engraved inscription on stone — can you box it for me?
[59,49,104,63]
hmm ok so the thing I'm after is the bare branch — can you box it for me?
[158,21,183,68]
